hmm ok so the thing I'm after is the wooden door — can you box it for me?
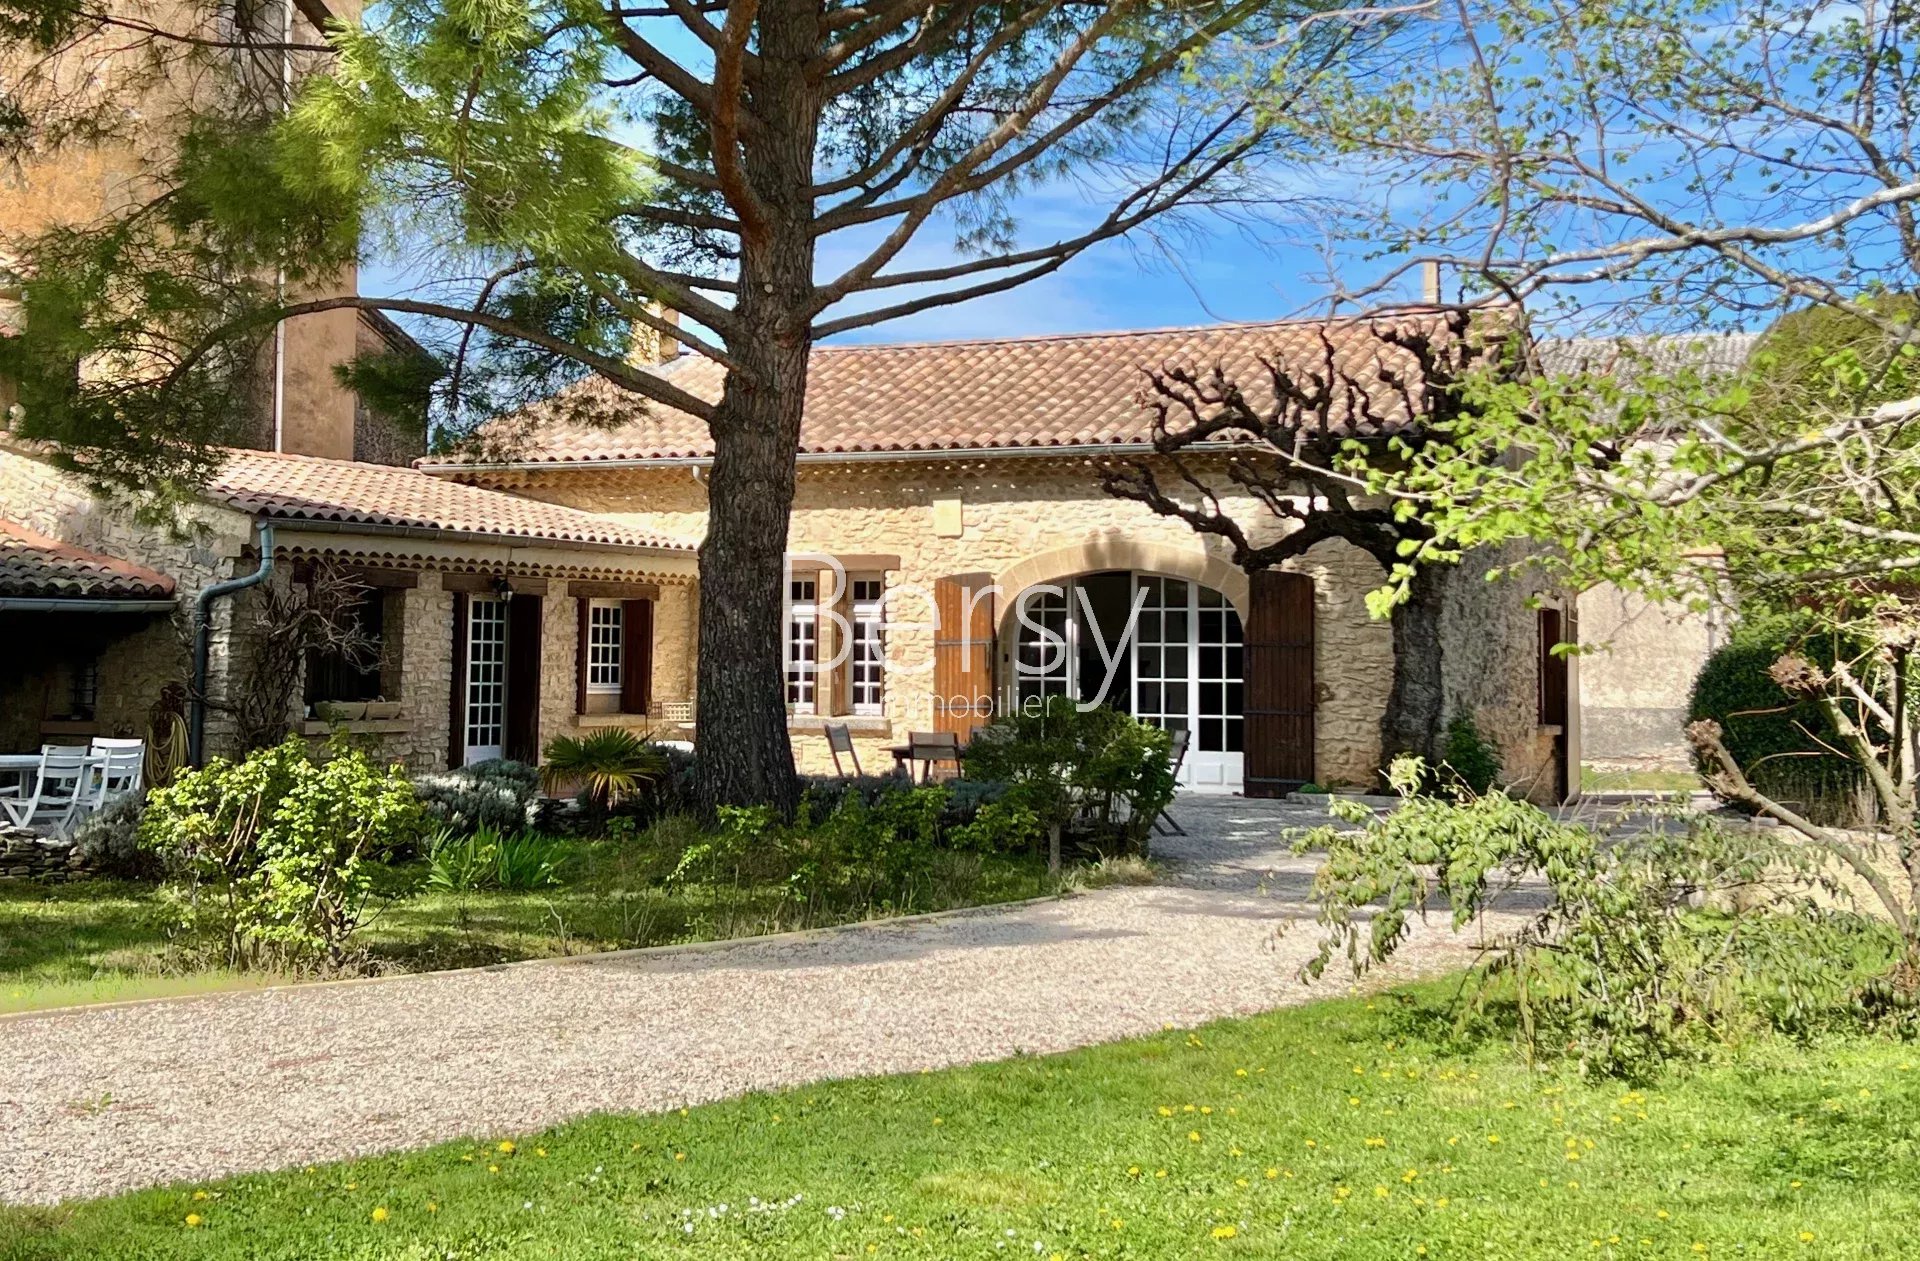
[1243,570,1315,797]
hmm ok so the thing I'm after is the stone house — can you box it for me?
[421,316,1580,802]
[3,312,1576,801]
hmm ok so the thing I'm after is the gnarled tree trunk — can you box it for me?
[1379,560,1448,773]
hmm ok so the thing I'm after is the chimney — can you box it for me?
[1419,260,1441,305]
[628,303,681,366]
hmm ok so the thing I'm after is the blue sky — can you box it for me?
[359,188,1374,348]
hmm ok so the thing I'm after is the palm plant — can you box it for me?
[540,728,668,813]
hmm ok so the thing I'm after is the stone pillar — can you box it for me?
[538,578,575,754]
[400,571,453,772]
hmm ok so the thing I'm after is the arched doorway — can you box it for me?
[1008,571,1245,792]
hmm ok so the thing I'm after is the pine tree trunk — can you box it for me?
[1380,562,1448,773]
[692,2,818,815]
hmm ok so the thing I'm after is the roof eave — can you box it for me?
[416,438,1263,477]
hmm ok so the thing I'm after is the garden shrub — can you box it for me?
[540,728,668,812]
[1298,756,1892,1077]
[962,697,1175,856]
[1687,613,1868,824]
[141,737,424,968]
[414,758,540,835]
[1436,713,1500,797]
[425,825,568,891]
[68,794,158,879]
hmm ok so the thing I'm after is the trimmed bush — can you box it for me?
[1438,713,1501,797]
[414,758,540,835]
[1687,614,1868,825]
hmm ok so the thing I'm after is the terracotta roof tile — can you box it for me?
[0,523,176,601]
[209,450,694,550]
[479,314,1452,465]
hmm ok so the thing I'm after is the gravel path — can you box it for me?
[0,796,1503,1206]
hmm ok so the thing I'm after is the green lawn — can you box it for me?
[5,983,1916,1258]
[1580,768,1704,793]
[0,843,1062,1014]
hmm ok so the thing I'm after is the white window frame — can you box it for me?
[586,599,624,694]
[849,575,886,716]
[786,577,819,714]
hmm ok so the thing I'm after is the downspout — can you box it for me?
[189,522,276,766]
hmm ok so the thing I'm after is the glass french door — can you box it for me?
[464,596,509,764]
[1012,574,1244,793]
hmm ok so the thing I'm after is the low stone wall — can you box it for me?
[0,826,99,882]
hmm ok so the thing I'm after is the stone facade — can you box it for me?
[491,454,1565,798]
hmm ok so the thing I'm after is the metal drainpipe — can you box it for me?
[189,522,276,766]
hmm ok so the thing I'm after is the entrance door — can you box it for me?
[1012,573,1244,794]
[464,595,509,764]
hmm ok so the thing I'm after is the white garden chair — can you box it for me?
[0,748,95,835]
[89,737,145,803]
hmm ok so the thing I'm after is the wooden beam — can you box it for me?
[566,580,662,601]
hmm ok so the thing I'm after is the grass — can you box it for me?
[1580,768,1704,793]
[5,981,1918,1258]
[0,835,1063,1015]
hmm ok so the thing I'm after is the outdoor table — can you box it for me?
[0,754,41,795]
[888,743,968,775]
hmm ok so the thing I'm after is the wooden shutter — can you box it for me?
[505,595,543,763]
[621,598,653,715]
[1538,607,1569,726]
[447,591,469,769]
[932,573,995,738]
[1244,570,1315,798]
[574,598,591,716]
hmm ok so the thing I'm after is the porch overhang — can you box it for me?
[265,522,700,584]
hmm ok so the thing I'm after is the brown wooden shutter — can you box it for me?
[827,580,853,716]
[621,598,653,715]
[932,573,995,738]
[1244,570,1315,798]
[447,591,469,770]
[505,595,543,763]
[1538,607,1569,726]
[575,598,591,716]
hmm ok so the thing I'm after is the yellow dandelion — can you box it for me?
[427,1202,439,1213]
[371,1207,389,1223]
[675,1151,687,1161]
[1486,1134,1501,1145]
[1436,1197,1450,1208]
[1235,1068,1249,1078]
[1374,1185,1390,1200]
[535,1147,548,1158]
[498,1140,516,1155]
[1128,1165,1141,1176]
[1189,1130,1202,1143]
[931,1117,944,1126]
[184,1214,203,1228]
[191,1190,209,1202]
[488,1164,500,1174]
[1799,1232,1815,1243]
[1210,1224,1238,1240]
[1156,1169,1168,1179]
[1236,1178,1249,1188]
[1111,1217,1126,1230]
[1159,1107,1175,1117]
[1657,1210,1671,1220]
[1265,1168,1279,1180]
[1365,1136,1387,1148]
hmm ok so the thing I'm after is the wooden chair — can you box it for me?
[1152,727,1192,836]
[90,737,146,804]
[906,730,961,783]
[0,748,95,835]
[824,723,863,778]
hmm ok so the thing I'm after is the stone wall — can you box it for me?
[0,825,98,882]
[1577,582,1725,773]
[1437,542,1570,804]
[499,458,1498,789]
[0,444,249,751]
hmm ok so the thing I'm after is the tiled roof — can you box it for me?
[474,314,1455,465]
[208,450,694,550]
[1536,331,1759,378]
[0,523,176,601]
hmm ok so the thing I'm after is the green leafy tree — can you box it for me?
[0,0,1380,809]
[1215,0,1920,970]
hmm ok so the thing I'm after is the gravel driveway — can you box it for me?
[0,796,1501,1206]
